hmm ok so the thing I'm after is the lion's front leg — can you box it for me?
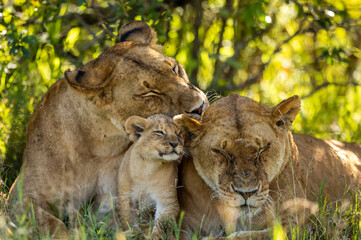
[215,204,240,236]
[66,200,81,229]
[277,197,318,231]
[151,187,180,239]
[116,173,134,230]
[27,198,70,238]
[117,194,133,230]
[93,167,118,220]
[10,181,70,238]
[225,229,271,239]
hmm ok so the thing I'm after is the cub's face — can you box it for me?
[125,114,185,161]
[174,95,301,220]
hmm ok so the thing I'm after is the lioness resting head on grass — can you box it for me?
[175,94,361,239]
[8,21,208,237]
[116,114,184,239]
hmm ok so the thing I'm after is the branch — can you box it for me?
[21,15,41,26]
[73,13,97,38]
[218,22,306,93]
[289,0,361,31]
[189,0,203,87]
[100,23,117,38]
[209,12,228,89]
[80,31,106,50]
[217,23,274,92]
[301,81,361,99]
[91,5,118,38]
[233,23,273,54]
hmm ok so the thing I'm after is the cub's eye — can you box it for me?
[176,131,182,137]
[149,90,160,94]
[173,65,179,76]
[154,130,164,136]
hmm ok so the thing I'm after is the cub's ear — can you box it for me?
[272,95,301,129]
[173,114,202,141]
[64,54,116,92]
[125,116,148,142]
[119,21,162,53]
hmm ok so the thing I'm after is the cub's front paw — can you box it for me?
[151,221,175,240]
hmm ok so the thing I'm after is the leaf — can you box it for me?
[9,45,19,56]
[226,58,242,69]
[77,0,87,6]
[20,46,30,59]
[326,56,333,65]
[65,27,81,51]
[22,35,38,45]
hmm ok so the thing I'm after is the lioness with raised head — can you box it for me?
[9,21,208,237]
[175,94,361,238]
[117,114,184,238]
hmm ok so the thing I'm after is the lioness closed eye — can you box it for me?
[116,114,185,238]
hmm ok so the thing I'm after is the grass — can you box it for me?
[1,178,361,240]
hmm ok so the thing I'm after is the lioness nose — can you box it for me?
[169,142,178,148]
[231,184,258,200]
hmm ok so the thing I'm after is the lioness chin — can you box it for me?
[8,21,208,237]
[174,94,361,239]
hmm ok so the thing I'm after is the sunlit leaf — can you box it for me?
[65,27,80,51]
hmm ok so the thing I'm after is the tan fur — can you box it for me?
[175,94,361,238]
[8,21,208,237]
[116,114,184,238]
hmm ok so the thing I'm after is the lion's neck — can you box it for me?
[271,131,299,181]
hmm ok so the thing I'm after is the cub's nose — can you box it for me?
[231,184,258,200]
[169,142,179,148]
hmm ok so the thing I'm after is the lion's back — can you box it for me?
[293,133,361,201]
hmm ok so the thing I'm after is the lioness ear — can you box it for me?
[173,114,202,141]
[64,54,116,92]
[125,116,148,142]
[272,95,301,129]
[119,21,162,53]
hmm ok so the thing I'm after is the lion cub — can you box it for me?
[116,114,184,237]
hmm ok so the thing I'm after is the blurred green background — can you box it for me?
[1,0,361,187]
